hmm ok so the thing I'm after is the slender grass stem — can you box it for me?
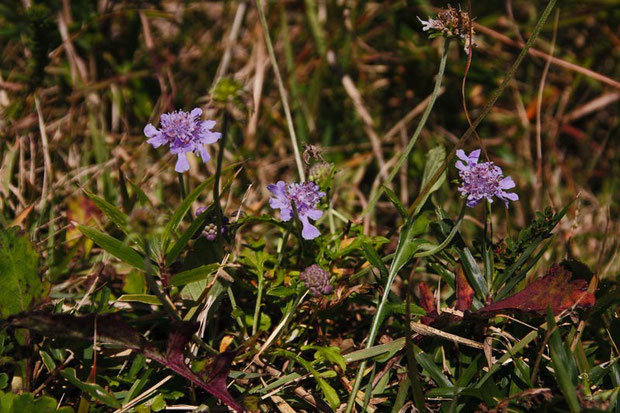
[362,38,450,218]
[213,112,228,239]
[407,0,558,217]
[255,0,306,181]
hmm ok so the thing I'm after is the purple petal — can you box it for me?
[190,107,203,118]
[146,134,167,148]
[499,176,515,189]
[280,207,293,222]
[468,149,481,164]
[203,120,216,129]
[198,145,210,163]
[175,152,190,173]
[300,216,320,240]
[499,191,519,201]
[304,208,323,220]
[201,131,221,145]
[456,149,469,161]
[144,123,158,137]
[455,160,468,171]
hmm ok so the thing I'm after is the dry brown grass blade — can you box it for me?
[409,321,485,350]
[475,22,620,90]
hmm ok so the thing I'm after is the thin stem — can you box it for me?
[407,0,558,217]
[177,173,186,200]
[255,0,306,181]
[213,112,229,239]
[252,268,264,336]
[362,38,450,217]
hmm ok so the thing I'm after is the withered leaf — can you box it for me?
[456,265,475,312]
[8,312,245,412]
[477,265,595,316]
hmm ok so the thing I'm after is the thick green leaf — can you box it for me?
[546,309,580,412]
[412,146,446,217]
[77,225,146,271]
[0,227,46,318]
[83,189,129,234]
[416,352,452,388]
[390,215,430,277]
[170,264,219,287]
[317,376,341,410]
[60,368,121,408]
[362,242,389,281]
[457,247,487,300]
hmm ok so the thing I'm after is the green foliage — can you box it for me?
[0,227,46,318]
[0,391,73,413]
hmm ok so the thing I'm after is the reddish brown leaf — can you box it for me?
[418,282,437,325]
[456,265,475,312]
[7,312,245,412]
[477,265,595,316]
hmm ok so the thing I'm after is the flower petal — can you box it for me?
[144,123,158,137]
[175,152,190,173]
[300,216,320,240]
[304,208,323,220]
[198,145,210,163]
[499,176,515,189]
[190,107,203,118]
[456,149,469,161]
[468,149,481,164]
[201,131,221,144]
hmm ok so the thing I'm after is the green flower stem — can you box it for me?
[213,112,229,239]
[407,0,558,218]
[252,267,265,336]
[177,172,187,200]
[361,38,451,218]
[255,0,306,181]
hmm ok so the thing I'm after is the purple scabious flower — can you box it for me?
[267,181,325,240]
[144,108,221,173]
[300,264,332,297]
[456,149,518,208]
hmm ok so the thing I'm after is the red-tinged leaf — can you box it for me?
[418,282,437,325]
[7,312,245,412]
[456,265,475,312]
[477,265,595,316]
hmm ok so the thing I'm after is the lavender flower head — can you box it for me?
[300,265,332,297]
[144,108,221,173]
[456,149,518,208]
[267,181,325,240]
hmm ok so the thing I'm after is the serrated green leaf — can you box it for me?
[0,227,47,318]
